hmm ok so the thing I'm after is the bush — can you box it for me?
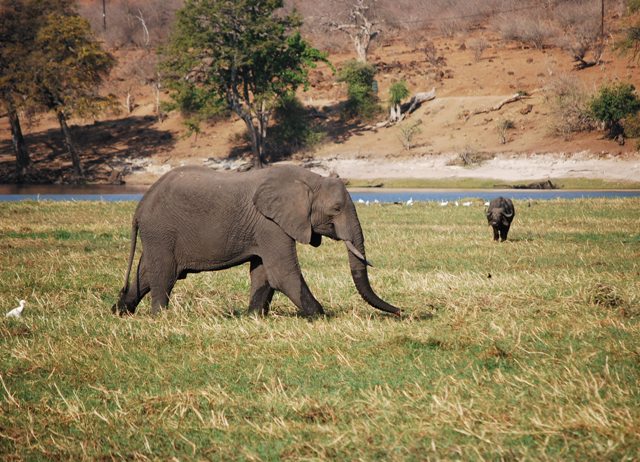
[468,37,489,61]
[337,60,381,120]
[546,74,597,138]
[493,14,555,49]
[622,112,640,138]
[554,1,603,68]
[589,82,640,137]
[269,93,326,156]
[496,118,515,144]
[398,119,422,150]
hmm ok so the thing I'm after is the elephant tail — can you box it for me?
[122,218,139,293]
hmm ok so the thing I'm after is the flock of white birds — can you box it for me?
[356,198,491,207]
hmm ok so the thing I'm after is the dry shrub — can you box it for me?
[496,118,515,144]
[590,283,624,309]
[78,0,182,48]
[447,145,492,166]
[468,37,489,61]
[553,0,604,68]
[587,283,638,318]
[492,13,556,49]
[422,40,447,67]
[622,112,640,138]
[545,74,597,138]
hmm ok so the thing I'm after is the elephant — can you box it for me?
[486,196,515,241]
[112,165,401,317]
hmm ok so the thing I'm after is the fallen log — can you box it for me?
[402,88,436,116]
[472,92,529,115]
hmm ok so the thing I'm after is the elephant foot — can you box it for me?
[298,310,326,320]
[111,297,135,316]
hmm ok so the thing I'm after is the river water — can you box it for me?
[1,184,639,202]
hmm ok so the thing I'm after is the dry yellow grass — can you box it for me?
[1,198,639,460]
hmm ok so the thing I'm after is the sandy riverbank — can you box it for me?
[123,151,640,186]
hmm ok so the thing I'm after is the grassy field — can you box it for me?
[1,198,639,460]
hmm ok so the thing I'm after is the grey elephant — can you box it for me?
[486,196,515,241]
[112,165,401,317]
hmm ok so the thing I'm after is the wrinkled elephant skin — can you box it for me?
[112,165,401,317]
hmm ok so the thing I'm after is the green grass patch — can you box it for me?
[1,199,639,459]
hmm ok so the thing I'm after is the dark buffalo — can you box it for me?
[486,197,515,241]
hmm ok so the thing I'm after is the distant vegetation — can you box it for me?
[1,0,115,182]
[2,0,640,182]
[589,82,640,138]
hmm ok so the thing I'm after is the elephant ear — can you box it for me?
[253,175,313,244]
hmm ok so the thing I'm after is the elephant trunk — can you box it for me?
[340,207,401,316]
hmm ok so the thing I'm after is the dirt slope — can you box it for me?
[1,30,639,185]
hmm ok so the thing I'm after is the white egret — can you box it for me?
[6,300,26,318]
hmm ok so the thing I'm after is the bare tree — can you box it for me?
[327,0,381,62]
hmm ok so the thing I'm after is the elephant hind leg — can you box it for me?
[113,253,150,315]
[248,257,275,316]
[148,254,178,315]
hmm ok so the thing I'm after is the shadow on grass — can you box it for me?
[0,115,175,184]
[227,101,380,163]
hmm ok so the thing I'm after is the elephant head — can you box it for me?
[254,166,401,315]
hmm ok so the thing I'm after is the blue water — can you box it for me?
[1,189,640,202]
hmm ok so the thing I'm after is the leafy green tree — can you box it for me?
[270,92,325,154]
[589,82,640,138]
[0,0,76,181]
[337,59,380,120]
[388,80,409,122]
[161,0,328,168]
[30,13,115,180]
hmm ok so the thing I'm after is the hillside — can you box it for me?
[1,2,640,186]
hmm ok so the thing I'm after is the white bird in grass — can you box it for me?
[462,201,473,207]
[454,201,459,207]
[484,201,490,206]
[357,199,365,204]
[439,200,449,207]
[406,197,414,206]
[6,300,26,318]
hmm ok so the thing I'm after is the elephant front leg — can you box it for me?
[248,258,275,316]
[262,256,325,318]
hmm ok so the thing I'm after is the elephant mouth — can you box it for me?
[310,232,322,247]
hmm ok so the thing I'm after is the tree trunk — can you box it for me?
[355,36,368,63]
[56,109,84,180]
[6,99,30,182]
[240,115,265,169]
